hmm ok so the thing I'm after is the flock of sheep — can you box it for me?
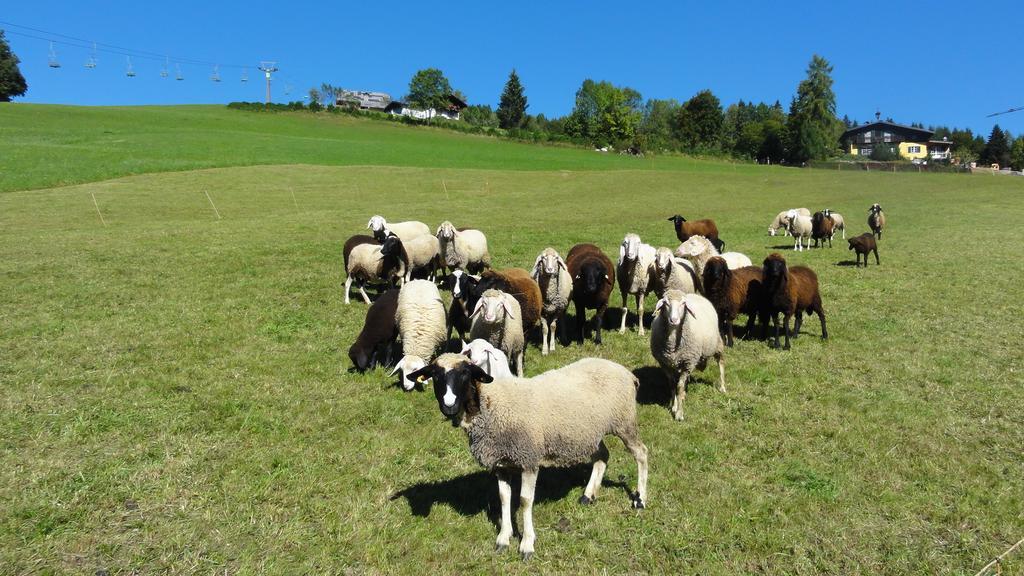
[342,204,887,559]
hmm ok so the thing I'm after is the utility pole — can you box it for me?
[258,61,278,105]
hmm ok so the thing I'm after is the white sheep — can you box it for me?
[768,208,811,236]
[407,353,649,560]
[823,209,845,239]
[650,290,725,421]
[367,215,431,242]
[460,339,514,378]
[786,210,813,252]
[674,235,753,278]
[381,234,442,283]
[436,221,491,273]
[390,279,447,391]
[344,242,403,304]
[616,233,657,336]
[530,247,572,355]
[651,247,699,297]
[469,289,525,377]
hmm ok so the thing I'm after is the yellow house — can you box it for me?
[842,120,934,160]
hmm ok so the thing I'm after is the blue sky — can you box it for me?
[4,0,1022,135]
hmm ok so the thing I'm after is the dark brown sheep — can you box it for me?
[761,253,827,350]
[868,203,886,239]
[701,257,765,347]
[566,243,615,345]
[343,234,381,271]
[847,233,879,267]
[667,215,720,244]
[470,268,542,333]
[811,211,834,248]
[348,288,400,372]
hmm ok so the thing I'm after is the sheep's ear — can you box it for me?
[468,363,494,384]
[367,218,374,229]
[501,299,516,320]
[531,255,543,278]
[654,298,665,315]
[684,302,696,319]
[388,357,405,377]
[604,274,613,285]
[471,298,485,317]
[406,364,436,383]
[460,341,472,355]
[618,243,625,263]
[557,256,567,270]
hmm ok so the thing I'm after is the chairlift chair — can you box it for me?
[240,68,248,82]
[160,57,169,78]
[85,43,97,69]
[210,65,221,82]
[48,42,61,68]
[175,64,184,81]
[126,57,136,77]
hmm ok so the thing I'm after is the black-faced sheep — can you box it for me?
[442,269,478,342]
[348,288,400,372]
[650,290,725,421]
[436,221,491,274]
[407,354,649,560]
[616,233,657,336]
[469,289,525,377]
[667,214,720,244]
[470,268,543,334]
[344,242,404,305]
[811,211,834,248]
[380,234,443,283]
[390,279,447,390]
[367,215,431,243]
[566,243,615,345]
[868,203,886,239]
[701,257,765,347]
[847,233,879,267]
[530,248,572,355]
[762,253,828,350]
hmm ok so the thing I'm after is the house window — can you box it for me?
[863,131,872,143]
[861,147,872,156]
[908,146,921,153]
[883,132,892,142]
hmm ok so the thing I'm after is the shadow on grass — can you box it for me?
[633,366,671,406]
[834,260,867,267]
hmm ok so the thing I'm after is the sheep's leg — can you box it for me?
[358,283,372,305]
[636,293,645,336]
[618,289,629,333]
[672,371,689,421]
[874,248,880,266]
[594,304,607,345]
[782,313,793,350]
[814,298,828,339]
[793,310,803,338]
[580,441,609,504]
[550,316,559,353]
[495,470,513,553]
[519,468,538,560]
[540,318,550,356]
[716,352,727,393]
[725,318,735,347]
[614,423,648,509]
[575,301,586,345]
[344,276,353,305]
[516,350,524,377]
[769,312,782,349]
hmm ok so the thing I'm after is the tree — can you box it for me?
[639,98,681,151]
[308,88,322,106]
[980,124,1011,167]
[407,68,453,117]
[496,69,528,129]
[564,79,642,147]
[786,54,842,164]
[0,30,28,102]
[674,89,723,151]
[1010,136,1024,171]
[462,104,499,128]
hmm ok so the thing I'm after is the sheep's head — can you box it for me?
[390,355,427,392]
[675,235,710,259]
[532,247,566,278]
[654,290,695,327]
[367,215,387,232]
[870,203,882,214]
[444,269,476,299]
[655,247,674,274]
[380,235,403,258]
[620,234,641,261]
[786,209,798,220]
[348,343,371,373]
[702,256,729,288]
[406,353,493,423]
[436,221,456,240]
[762,253,788,288]
[667,214,687,225]
[471,289,516,324]
[576,261,611,294]
[460,339,510,377]
[823,209,832,217]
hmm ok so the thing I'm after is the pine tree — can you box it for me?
[980,124,1011,167]
[0,30,28,102]
[497,69,528,129]
[786,55,842,164]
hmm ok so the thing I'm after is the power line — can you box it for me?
[986,106,1023,118]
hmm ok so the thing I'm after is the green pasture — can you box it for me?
[1,105,1022,574]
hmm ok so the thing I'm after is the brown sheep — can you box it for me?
[348,288,400,372]
[761,253,827,350]
[868,203,886,239]
[667,215,720,244]
[470,268,542,333]
[847,233,880,267]
[811,211,834,248]
[566,243,615,345]
[343,234,381,271]
[701,257,765,347]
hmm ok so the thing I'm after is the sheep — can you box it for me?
[847,233,880,267]
[470,268,543,334]
[530,247,573,355]
[460,339,514,378]
[406,353,649,560]
[651,247,699,297]
[761,253,828,350]
[389,279,447,390]
[823,209,845,239]
[768,208,811,237]
[442,269,478,342]
[343,234,380,271]
[616,233,657,336]
[674,235,753,279]
[701,257,765,347]
[436,221,491,274]
[344,242,404,305]
[785,209,813,252]
[469,289,525,377]
[380,234,443,283]
[348,288,400,372]
[667,214,720,244]
[868,203,886,239]
[566,243,615,345]
[811,211,834,248]
[367,215,431,243]
[649,290,725,421]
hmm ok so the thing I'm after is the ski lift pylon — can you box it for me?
[48,42,61,68]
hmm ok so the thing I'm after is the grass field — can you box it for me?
[2,105,1023,574]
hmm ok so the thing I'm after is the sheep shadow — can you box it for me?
[834,260,861,267]
[633,366,672,406]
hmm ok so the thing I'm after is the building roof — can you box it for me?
[842,121,934,141]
